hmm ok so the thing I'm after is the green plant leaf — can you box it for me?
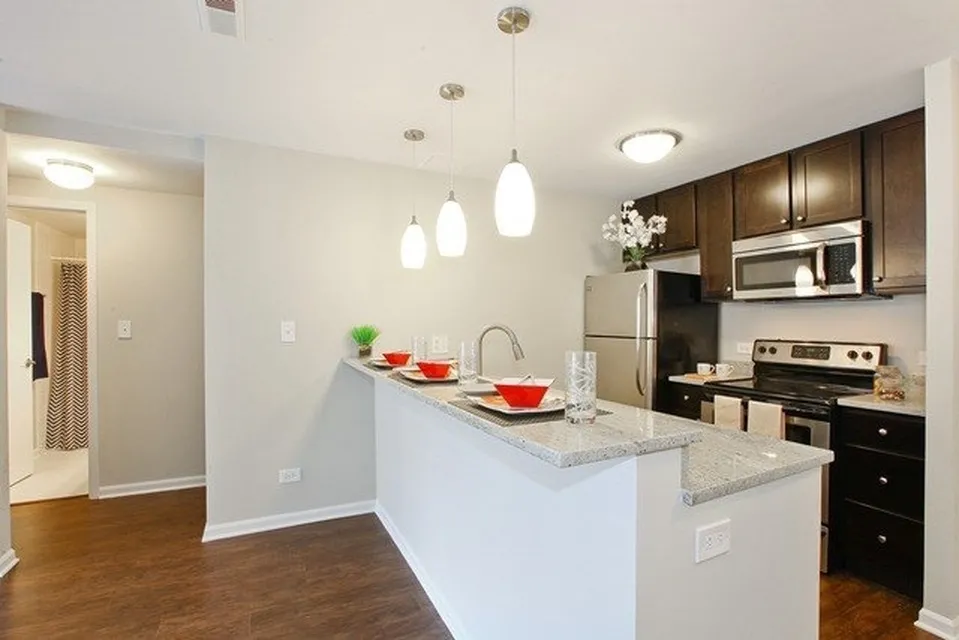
[350,324,381,346]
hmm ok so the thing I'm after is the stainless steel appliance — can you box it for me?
[584,271,718,410]
[731,220,866,301]
[702,339,887,572]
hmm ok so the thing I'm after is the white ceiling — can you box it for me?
[0,1,957,199]
[9,206,86,239]
[7,134,204,196]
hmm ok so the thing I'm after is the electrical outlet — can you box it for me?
[117,320,133,340]
[280,321,296,344]
[431,334,448,354]
[278,468,301,484]
[695,518,731,563]
[736,342,753,355]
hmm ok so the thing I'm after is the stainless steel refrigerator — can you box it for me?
[584,270,719,410]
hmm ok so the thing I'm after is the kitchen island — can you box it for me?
[345,359,832,640]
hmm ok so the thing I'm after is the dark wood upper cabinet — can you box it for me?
[733,153,791,239]
[865,109,926,293]
[696,172,735,300]
[791,131,863,228]
[655,184,697,252]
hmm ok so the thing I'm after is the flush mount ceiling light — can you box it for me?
[494,6,536,238]
[617,130,682,164]
[400,129,428,270]
[43,159,95,190]
[436,83,468,257]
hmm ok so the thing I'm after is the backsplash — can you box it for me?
[719,295,926,374]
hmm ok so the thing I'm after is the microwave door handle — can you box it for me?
[815,243,827,289]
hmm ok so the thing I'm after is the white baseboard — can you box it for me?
[0,549,20,579]
[374,503,466,640]
[98,475,205,499]
[917,609,959,639]
[202,499,375,543]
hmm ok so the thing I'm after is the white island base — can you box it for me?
[371,379,822,640]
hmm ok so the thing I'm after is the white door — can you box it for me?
[7,219,34,486]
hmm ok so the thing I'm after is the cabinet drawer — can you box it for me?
[841,500,923,600]
[841,408,924,458]
[842,446,924,521]
[665,384,705,421]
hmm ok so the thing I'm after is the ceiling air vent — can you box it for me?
[197,0,244,39]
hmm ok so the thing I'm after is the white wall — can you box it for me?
[204,136,618,527]
[919,57,959,637]
[8,177,205,488]
[719,295,926,373]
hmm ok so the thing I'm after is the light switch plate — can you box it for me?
[280,321,296,344]
[117,320,132,340]
[431,334,448,355]
[736,342,753,355]
[695,519,731,563]
[278,467,301,484]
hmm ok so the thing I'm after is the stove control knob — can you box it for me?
[847,350,859,360]
[862,351,874,361]
[768,346,778,355]
[758,346,767,354]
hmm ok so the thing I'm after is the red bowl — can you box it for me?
[382,351,411,366]
[416,361,452,379]
[494,382,550,408]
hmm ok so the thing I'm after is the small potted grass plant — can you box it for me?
[350,325,381,358]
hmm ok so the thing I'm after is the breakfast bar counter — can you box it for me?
[344,358,830,640]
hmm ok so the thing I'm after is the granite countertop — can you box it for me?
[667,374,750,386]
[681,427,834,505]
[343,358,703,468]
[344,358,834,504]
[836,393,925,418]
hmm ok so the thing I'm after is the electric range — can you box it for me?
[702,339,887,572]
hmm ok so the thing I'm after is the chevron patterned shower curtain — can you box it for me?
[46,262,89,450]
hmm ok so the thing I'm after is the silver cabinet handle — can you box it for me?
[780,218,789,224]
[877,535,887,544]
[878,428,888,436]
[725,285,732,293]
[796,215,806,222]
[23,357,35,368]
[683,395,690,401]
[873,276,884,283]
[879,476,888,485]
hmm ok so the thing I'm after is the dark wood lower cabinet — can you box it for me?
[835,407,925,601]
[661,383,705,420]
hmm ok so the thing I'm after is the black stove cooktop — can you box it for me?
[704,376,871,406]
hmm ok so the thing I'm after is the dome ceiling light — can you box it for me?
[43,159,96,190]
[617,130,682,164]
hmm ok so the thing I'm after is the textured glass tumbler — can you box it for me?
[411,336,428,363]
[458,340,478,386]
[565,351,597,424]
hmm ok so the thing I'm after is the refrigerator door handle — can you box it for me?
[636,339,646,397]
[638,282,648,339]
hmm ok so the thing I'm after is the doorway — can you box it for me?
[6,201,95,504]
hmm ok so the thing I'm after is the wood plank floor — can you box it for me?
[0,488,937,638]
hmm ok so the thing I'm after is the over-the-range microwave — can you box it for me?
[731,220,866,301]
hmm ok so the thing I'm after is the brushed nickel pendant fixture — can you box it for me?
[436,82,468,257]
[494,6,536,238]
[400,128,427,269]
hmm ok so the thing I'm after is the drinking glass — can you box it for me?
[411,336,428,363]
[458,340,479,386]
[565,351,597,425]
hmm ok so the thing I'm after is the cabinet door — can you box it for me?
[696,172,734,300]
[791,131,863,228]
[865,109,926,293]
[733,153,791,239]
[655,184,697,253]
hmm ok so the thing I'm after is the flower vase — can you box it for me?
[358,345,372,358]
[624,260,648,272]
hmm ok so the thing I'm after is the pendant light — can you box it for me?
[494,6,536,238]
[400,129,427,269]
[436,83,468,257]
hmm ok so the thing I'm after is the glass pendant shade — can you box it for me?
[494,149,536,237]
[436,192,467,257]
[400,216,427,269]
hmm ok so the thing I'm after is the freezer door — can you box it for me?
[585,272,651,338]
[585,336,656,409]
